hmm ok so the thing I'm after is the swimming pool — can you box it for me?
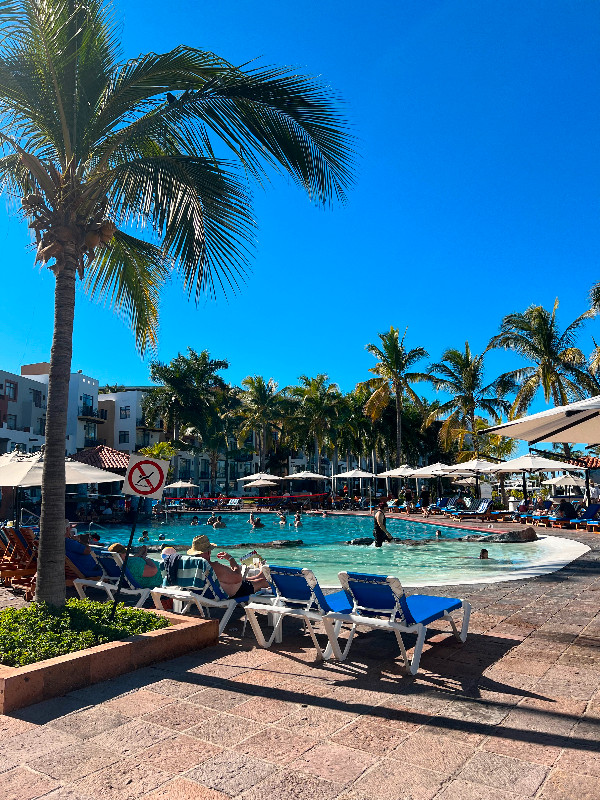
[100,512,590,587]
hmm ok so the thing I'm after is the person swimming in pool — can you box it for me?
[479,548,489,559]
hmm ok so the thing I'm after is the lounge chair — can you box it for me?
[151,555,251,635]
[244,564,352,659]
[450,499,492,520]
[73,550,151,607]
[326,571,471,674]
[574,504,600,529]
[428,497,450,515]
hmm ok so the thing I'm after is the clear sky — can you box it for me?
[1,0,599,409]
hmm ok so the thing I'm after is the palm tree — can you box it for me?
[238,376,287,471]
[144,349,229,442]
[358,327,428,466]
[287,374,341,472]
[0,1,353,604]
[489,300,597,417]
[426,342,511,458]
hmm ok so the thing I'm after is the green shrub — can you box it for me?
[0,599,169,667]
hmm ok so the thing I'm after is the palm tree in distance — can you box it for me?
[425,342,511,459]
[358,327,428,466]
[288,374,341,473]
[489,300,597,417]
[238,376,288,471]
[0,1,354,604]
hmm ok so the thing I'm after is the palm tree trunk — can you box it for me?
[499,473,507,508]
[395,385,402,467]
[36,252,77,606]
[471,411,479,457]
[314,436,319,473]
[260,426,266,471]
[224,443,230,497]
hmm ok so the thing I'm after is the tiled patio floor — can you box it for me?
[1,526,600,799]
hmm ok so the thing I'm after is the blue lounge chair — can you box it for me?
[151,556,251,635]
[326,571,471,674]
[573,504,600,529]
[244,564,352,659]
[450,499,492,520]
[73,550,151,607]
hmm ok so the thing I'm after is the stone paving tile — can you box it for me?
[145,677,208,698]
[392,730,476,775]
[482,730,564,766]
[229,696,299,722]
[102,689,173,717]
[28,740,121,781]
[139,733,222,773]
[330,718,409,754]
[191,710,265,745]
[276,704,358,738]
[186,751,275,796]
[457,751,549,796]
[143,699,213,731]
[73,757,171,800]
[42,789,96,800]
[434,778,530,799]
[240,770,341,800]
[538,769,600,799]
[48,705,130,739]
[340,758,445,800]
[144,778,229,800]
[0,728,80,774]
[12,696,86,725]
[185,686,249,710]
[88,717,172,756]
[233,726,318,764]
[289,741,376,785]
[0,714,36,739]
[0,766,59,800]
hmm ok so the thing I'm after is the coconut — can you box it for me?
[100,220,116,242]
[54,226,75,243]
[85,231,101,249]
[40,242,63,262]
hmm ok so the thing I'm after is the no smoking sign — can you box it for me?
[123,454,170,500]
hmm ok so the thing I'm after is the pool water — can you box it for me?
[100,512,589,587]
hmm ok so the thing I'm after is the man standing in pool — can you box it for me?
[373,502,393,547]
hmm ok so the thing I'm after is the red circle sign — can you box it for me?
[127,460,165,495]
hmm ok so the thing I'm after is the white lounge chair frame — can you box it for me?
[73,551,151,607]
[324,572,471,674]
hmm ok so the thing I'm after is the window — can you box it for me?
[82,393,93,411]
[83,421,97,438]
[142,431,151,446]
[120,406,130,419]
[36,417,46,436]
[6,414,16,430]
[5,380,17,401]
[31,389,42,408]
[119,430,129,444]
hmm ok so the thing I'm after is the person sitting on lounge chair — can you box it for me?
[65,536,102,578]
[107,543,163,588]
[186,534,269,597]
[554,498,577,520]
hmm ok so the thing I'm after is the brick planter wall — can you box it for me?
[0,610,218,713]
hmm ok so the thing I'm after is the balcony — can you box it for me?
[84,437,106,448]
[179,472,192,481]
[78,406,107,422]
[136,417,163,431]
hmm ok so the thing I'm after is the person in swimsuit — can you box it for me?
[373,502,392,546]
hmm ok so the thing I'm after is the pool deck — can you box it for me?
[1,521,600,800]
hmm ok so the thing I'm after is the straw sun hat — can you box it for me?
[187,534,216,555]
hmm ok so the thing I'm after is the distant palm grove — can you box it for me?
[128,292,600,491]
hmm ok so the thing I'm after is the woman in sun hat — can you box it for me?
[186,534,269,597]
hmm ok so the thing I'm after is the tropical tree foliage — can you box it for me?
[287,375,341,472]
[489,300,597,416]
[237,376,288,471]
[425,342,511,458]
[0,1,354,604]
[358,327,428,467]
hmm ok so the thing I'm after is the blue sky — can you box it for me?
[1,0,599,410]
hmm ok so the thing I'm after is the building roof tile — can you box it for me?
[71,445,129,473]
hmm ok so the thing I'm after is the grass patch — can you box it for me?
[0,599,170,667]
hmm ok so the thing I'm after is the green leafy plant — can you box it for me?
[0,599,169,667]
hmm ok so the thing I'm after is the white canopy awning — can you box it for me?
[484,395,600,445]
[492,454,581,474]
[542,474,585,488]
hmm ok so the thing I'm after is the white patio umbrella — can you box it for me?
[484,395,600,446]
[444,458,498,474]
[243,479,279,488]
[332,468,376,478]
[542,474,585,488]
[164,480,199,489]
[491,454,582,502]
[405,462,451,478]
[377,465,413,478]
[283,471,331,480]
[239,473,283,482]
[0,454,124,487]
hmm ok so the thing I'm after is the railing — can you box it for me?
[84,437,106,447]
[179,472,192,480]
[78,406,107,420]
